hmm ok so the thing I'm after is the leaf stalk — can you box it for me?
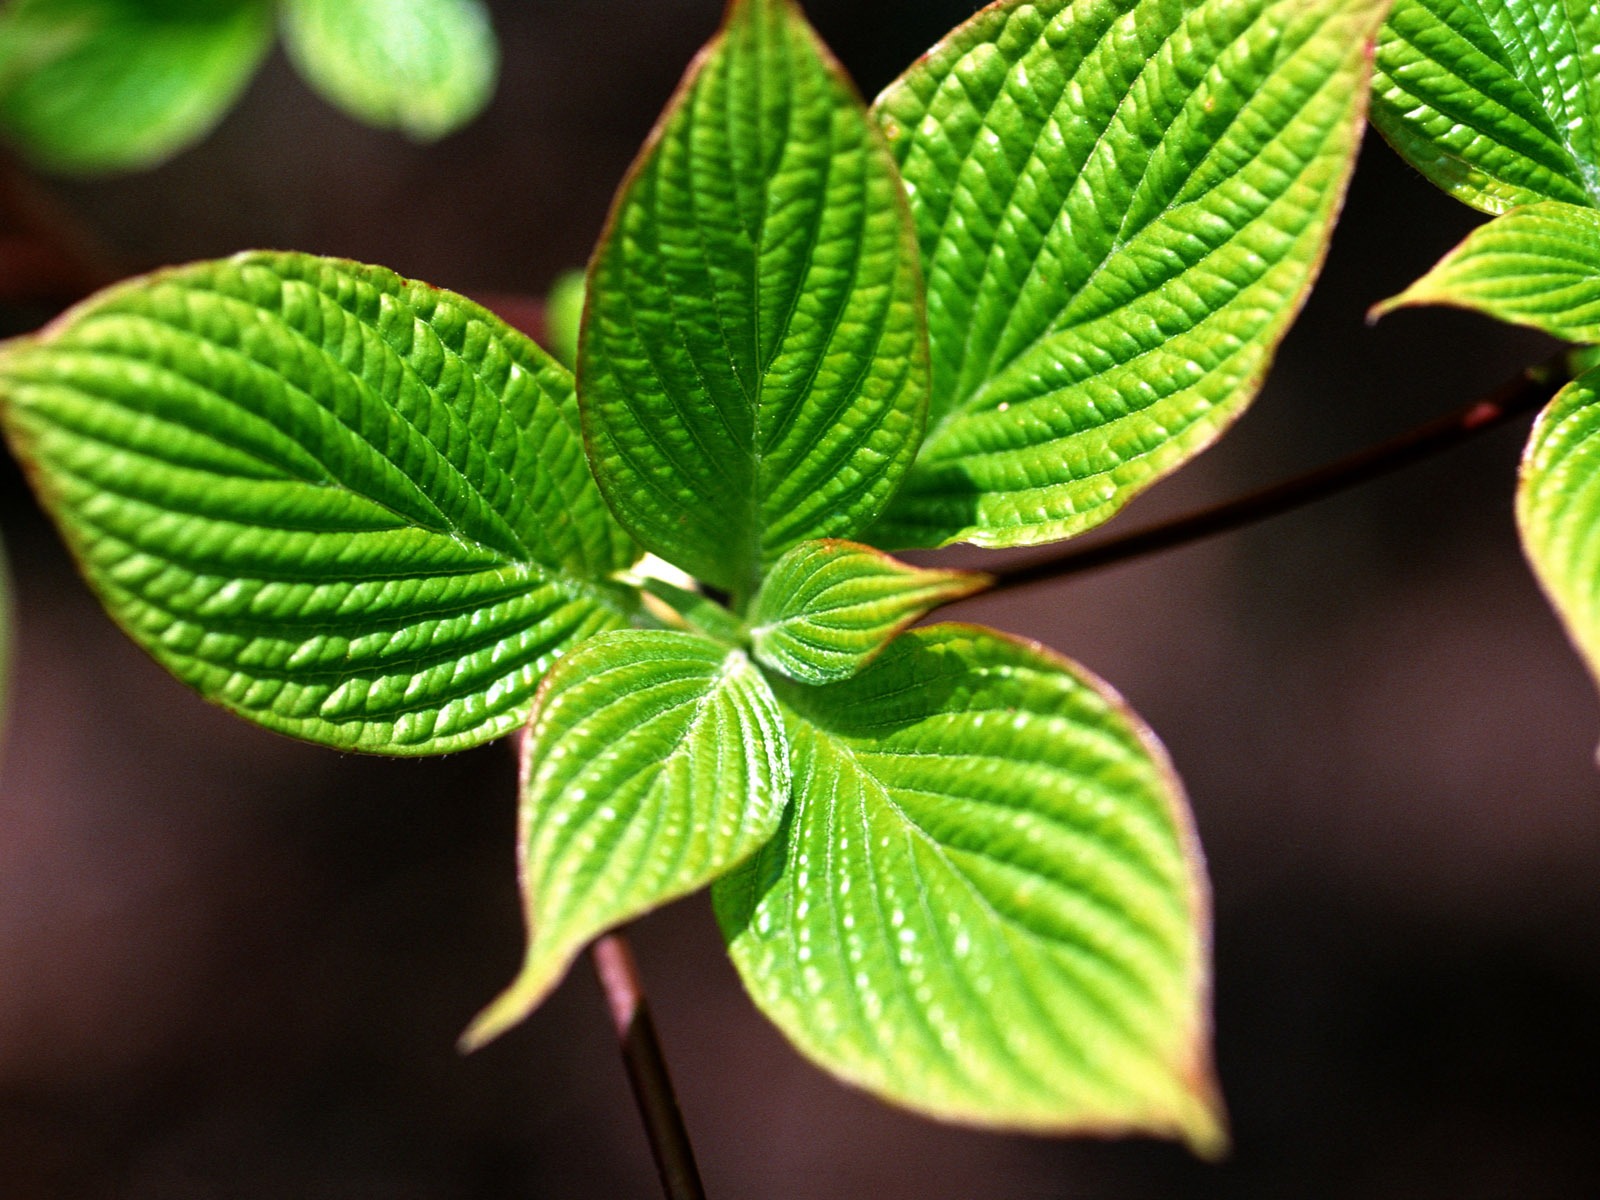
[981,352,1575,596]
[591,932,707,1200]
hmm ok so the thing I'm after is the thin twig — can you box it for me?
[982,352,1574,597]
[0,154,122,306]
[591,932,707,1200]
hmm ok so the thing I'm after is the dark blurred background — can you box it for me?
[3,2,1599,1196]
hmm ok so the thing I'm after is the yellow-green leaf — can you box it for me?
[716,625,1222,1148]
[749,538,988,684]
[463,629,789,1048]
[870,0,1387,549]
[1519,366,1600,700]
[0,0,273,174]
[279,0,497,140]
[0,252,638,753]
[1374,200,1600,343]
[1371,0,1600,214]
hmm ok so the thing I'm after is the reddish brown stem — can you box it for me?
[0,156,122,307]
[592,932,707,1200]
[982,353,1572,596]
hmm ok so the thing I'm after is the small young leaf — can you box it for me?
[0,0,274,174]
[279,0,497,140]
[0,252,638,753]
[715,625,1222,1148]
[1519,366,1600,697]
[748,539,988,684]
[637,575,746,645]
[1371,0,1600,214]
[870,0,1387,549]
[463,629,789,1048]
[1374,200,1600,342]
[579,0,928,601]
[542,270,586,370]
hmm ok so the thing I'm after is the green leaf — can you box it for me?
[543,269,586,370]
[715,625,1222,1148]
[1518,365,1600,697]
[0,251,638,754]
[869,0,1387,549]
[749,538,988,684]
[463,628,789,1048]
[636,574,746,645]
[579,0,928,601]
[1370,0,1600,215]
[1374,200,1600,342]
[0,0,273,174]
[279,0,497,140]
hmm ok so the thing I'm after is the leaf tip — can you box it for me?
[458,957,565,1054]
[1183,1103,1230,1161]
[1173,1052,1230,1160]
[1366,288,1415,325]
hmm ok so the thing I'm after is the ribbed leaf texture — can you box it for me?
[1519,368,1600,693]
[749,539,988,684]
[0,252,638,753]
[1371,0,1600,214]
[1372,2,1600,714]
[463,629,789,1048]
[868,0,1386,549]
[0,0,273,174]
[279,0,498,140]
[1375,201,1600,341]
[715,625,1222,1148]
[579,0,928,600]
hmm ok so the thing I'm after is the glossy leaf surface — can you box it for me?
[1375,201,1600,341]
[580,0,927,599]
[0,252,637,753]
[280,0,497,140]
[464,629,789,1048]
[749,539,987,684]
[1371,0,1600,214]
[0,0,273,174]
[1519,367,1600,693]
[715,626,1221,1147]
[869,0,1386,549]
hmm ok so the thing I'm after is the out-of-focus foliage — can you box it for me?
[0,0,498,174]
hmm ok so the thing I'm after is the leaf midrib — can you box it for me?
[1381,0,1597,203]
[958,1,1311,432]
[798,716,1171,1101]
[166,278,540,562]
